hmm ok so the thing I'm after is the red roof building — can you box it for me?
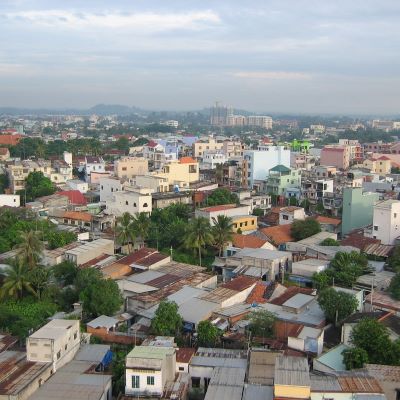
[58,190,87,205]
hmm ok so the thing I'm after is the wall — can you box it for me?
[106,190,152,217]
[0,194,20,207]
[99,177,124,202]
[115,157,148,180]
[274,384,310,399]
[373,201,400,245]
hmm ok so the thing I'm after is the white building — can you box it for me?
[244,145,291,187]
[202,150,228,169]
[125,346,176,397]
[279,206,306,225]
[0,194,20,207]
[65,238,114,265]
[84,156,105,183]
[247,115,273,129]
[372,199,400,244]
[99,176,125,202]
[106,186,153,217]
[163,120,179,128]
[67,179,89,194]
[27,319,81,372]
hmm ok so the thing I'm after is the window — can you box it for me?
[122,167,127,171]
[125,201,128,205]
[147,376,155,385]
[57,351,61,360]
[74,332,77,339]
[251,220,255,225]
[132,376,140,389]
[133,202,137,207]
[65,344,68,350]
[101,185,103,190]
[374,226,378,231]
[30,342,38,346]
[179,366,184,371]
[143,203,148,207]
[191,377,200,388]
[283,215,289,220]
[395,213,397,218]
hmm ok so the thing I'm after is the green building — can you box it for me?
[291,139,312,153]
[341,187,379,235]
[266,165,301,195]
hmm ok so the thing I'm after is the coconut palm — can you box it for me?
[115,212,135,253]
[28,266,50,300]
[14,230,44,269]
[184,217,214,267]
[212,215,234,256]
[131,212,151,243]
[0,258,36,299]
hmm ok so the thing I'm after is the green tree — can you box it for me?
[317,288,358,326]
[387,245,400,272]
[14,230,44,269]
[0,259,36,299]
[47,231,77,250]
[80,279,123,318]
[115,212,135,253]
[389,273,400,300]
[197,320,220,346]
[212,215,233,256]
[52,261,79,286]
[184,217,214,266]
[19,171,55,202]
[350,318,395,365]
[320,238,340,246]
[131,212,151,243]
[151,300,182,336]
[300,198,310,212]
[0,173,9,194]
[291,218,321,241]
[342,347,369,370]
[312,271,331,291]
[248,310,276,338]
[28,266,50,300]
[115,137,130,153]
[206,188,239,206]
[75,268,103,292]
[252,208,264,217]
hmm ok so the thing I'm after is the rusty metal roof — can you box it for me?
[338,376,383,393]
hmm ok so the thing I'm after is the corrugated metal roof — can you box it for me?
[274,356,310,387]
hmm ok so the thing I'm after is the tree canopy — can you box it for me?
[19,171,55,203]
[389,273,400,300]
[197,320,220,346]
[248,310,276,338]
[205,188,239,207]
[291,218,321,241]
[317,288,358,325]
[151,300,182,336]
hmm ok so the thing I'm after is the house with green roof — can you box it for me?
[266,165,301,196]
[125,345,176,397]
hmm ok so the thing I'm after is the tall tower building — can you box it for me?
[210,102,233,126]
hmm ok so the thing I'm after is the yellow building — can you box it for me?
[193,138,223,158]
[274,356,311,399]
[363,156,392,174]
[157,157,199,187]
[232,215,257,232]
[114,156,148,180]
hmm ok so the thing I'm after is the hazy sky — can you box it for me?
[1,0,400,114]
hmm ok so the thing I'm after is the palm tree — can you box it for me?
[28,266,50,300]
[115,212,135,253]
[0,258,36,299]
[131,212,151,244]
[212,215,234,256]
[14,230,44,269]
[184,217,214,267]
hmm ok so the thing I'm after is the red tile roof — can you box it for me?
[176,348,196,364]
[221,275,257,291]
[260,224,294,245]
[340,232,380,250]
[269,287,314,306]
[179,156,197,164]
[117,247,168,267]
[58,190,87,205]
[201,204,237,213]
[246,281,268,304]
[63,211,92,222]
[315,215,341,226]
[232,233,267,249]
[0,134,22,146]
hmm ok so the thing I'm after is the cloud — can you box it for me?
[2,9,221,31]
[233,71,312,80]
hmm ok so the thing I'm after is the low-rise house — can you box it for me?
[279,206,305,225]
[26,319,81,372]
[195,204,251,226]
[84,156,105,183]
[291,258,329,279]
[65,238,114,266]
[151,191,192,209]
[0,194,20,207]
[259,224,295,250]
[204,367,245,400]
[99,176,125,202]
[287,326,324,355]
[315,215,342,233]
[313,343,350,374]
[125,346,176,397]
[29,344,112,400]
[66,179,89,193]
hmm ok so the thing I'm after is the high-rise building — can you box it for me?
[247,115,273,129]
[210,102,233,126]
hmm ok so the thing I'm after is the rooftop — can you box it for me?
[315,344,349,371]
[127,346,174,360]
[29,319,78,340]
[260,224,294,245]
[200,204,238,213]
[231,233,268,249]
[274,355,310,387]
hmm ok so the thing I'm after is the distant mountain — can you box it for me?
[0,104,145,116]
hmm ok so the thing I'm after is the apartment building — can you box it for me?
[84,156,105,183]
[363,156,392,174]
[193,138,223,158]
[320,145,350,170]
[99,176,125,202]
[210,102,233,126]
[222,140,245,158]
[27,319,81,372]
[157,157,199,186]
[134,174,170,193]
[201,150,227,169]
[372,199,400,245]
[265,165,301,196]
[244,145,291,188]
[341,187,380,235]
[338,139,363,161]
[247,115,273,129]
[114,156,148,180]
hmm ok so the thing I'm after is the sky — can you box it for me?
[0,0,400,114]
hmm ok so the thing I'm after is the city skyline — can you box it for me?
[1,1,400,114]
